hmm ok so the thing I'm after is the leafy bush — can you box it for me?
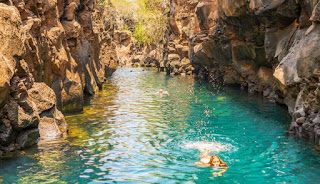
[99,0,168,48]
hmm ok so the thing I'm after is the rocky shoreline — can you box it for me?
[159,0,320,145]
[111,0,320,146]
[2,0,320,157]
[0,0,118,157]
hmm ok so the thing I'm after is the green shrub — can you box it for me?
[99,0,168,48]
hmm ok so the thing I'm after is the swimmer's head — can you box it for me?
[210,155,226,167]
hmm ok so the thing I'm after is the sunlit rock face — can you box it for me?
[0,4,24,108]
[3,0,118,114]
[167,0,320,144]
[0,0,118,157]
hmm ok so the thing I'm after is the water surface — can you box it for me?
[1,67,320,183]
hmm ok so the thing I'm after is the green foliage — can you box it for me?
[99,0,168,48]
[134,0,168,48]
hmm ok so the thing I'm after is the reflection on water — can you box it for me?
[1,67,320,183]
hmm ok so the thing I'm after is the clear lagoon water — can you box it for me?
[1,67,320,183]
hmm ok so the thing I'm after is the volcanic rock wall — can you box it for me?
[0,0,118,156]
[167,0,320,145]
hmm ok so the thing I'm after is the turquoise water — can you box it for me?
[1,67,320,183]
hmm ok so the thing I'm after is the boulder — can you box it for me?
[193,40,232,67]
[16,128,39,149]
[293,108,306,119]
[296,117,306,125]
[38,117,63,140]
[181,57,191,66]
[167,54,181,69]
[168,54,180,62]
[4,98,39,130]
[175,44,189,58]
[28,83,56,113]
[54,108,67,134]
[193,43,213,67]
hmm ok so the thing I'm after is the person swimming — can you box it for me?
[199,148,211,164]
[194,149,228,177]
[157,89,169,96]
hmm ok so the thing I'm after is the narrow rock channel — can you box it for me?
[1,67,320,183]
[1,0,320,183]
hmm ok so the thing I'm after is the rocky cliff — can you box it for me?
[2,0,320,157]
[0,0,118,157]
[166,0,320,145]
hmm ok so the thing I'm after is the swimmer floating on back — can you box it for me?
[194,149,228,177]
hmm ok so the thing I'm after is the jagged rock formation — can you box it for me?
[2,0,320,157]
[101,6,136,67]
[0,0,118,157]
[167,0,320,145]
[114,30,134,65]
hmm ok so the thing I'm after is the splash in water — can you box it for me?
[181,141,237,153]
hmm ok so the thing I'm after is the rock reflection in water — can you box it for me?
[2,68,320,183]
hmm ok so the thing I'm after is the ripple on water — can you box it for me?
[2,67,320,184]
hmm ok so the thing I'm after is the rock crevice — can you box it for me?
[0,0,118,157]
[164,0,320,145]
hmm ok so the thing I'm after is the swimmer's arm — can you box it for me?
[194,162,210,167]
[220,161,227,167]
[212,167,228,177]
[220,167,228,173]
